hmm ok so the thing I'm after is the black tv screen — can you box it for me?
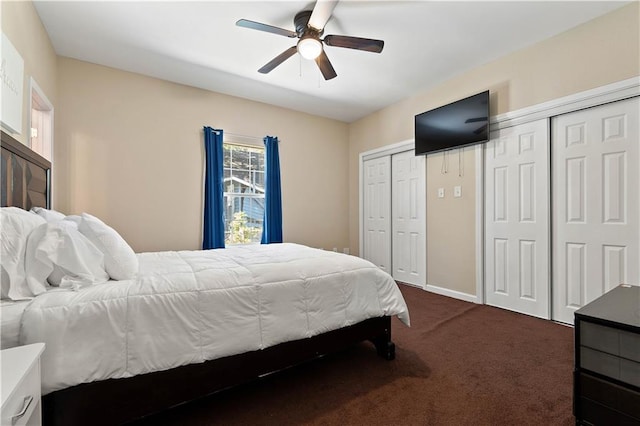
[415,90,489,155]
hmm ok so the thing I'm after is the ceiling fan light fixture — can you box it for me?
[297,36,322,60]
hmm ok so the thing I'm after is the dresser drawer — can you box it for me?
[620,358,640,388]
[581,347,640,387]
[577,397,640,426]
[621,331,640,362]
[577,372,640,420]
[1,360,41,426]
[581,322,619,354]
[580,322,640,363]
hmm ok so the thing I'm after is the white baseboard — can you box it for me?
[425,284,479,304]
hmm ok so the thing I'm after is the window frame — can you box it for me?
[222,140,265,245]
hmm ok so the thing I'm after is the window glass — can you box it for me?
[223,143,265,244]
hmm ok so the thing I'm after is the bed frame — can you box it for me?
[43,317,395,425]
[1,131,50,209]
[1,130,397,426]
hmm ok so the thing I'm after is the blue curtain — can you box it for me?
[261,136,283,244]
[202,126,225,249]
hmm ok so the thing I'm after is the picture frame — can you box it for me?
[1,32,24,135]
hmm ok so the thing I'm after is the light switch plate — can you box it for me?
[454,186,462,198]
[438,188,445,198]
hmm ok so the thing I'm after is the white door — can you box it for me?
[485,119,550,319]
[363,156,392,273]
[391,150,426,287]
[552,97,640,324]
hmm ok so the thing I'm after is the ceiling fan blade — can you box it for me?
[324,35,384,53]
[258,47,298,74]
[308,0,338,31]
[315,50,337,80]
[236,19,297,38]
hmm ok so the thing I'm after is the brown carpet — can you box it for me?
[132,284,574,426]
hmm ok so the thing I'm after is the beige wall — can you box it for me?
[7,1,639,293]
[1,0,57,144]
[349,3,640,295]
[425,148,476,295]
[56,59,349,252]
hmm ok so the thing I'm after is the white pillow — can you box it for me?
[30,207,66,222]
[78,213,138,280]
[25,221,109,292]
[23,222,51,295]
[35,216,85,288]
[1,207,46,300]
[64,215,82,226]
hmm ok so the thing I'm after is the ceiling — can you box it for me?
[34,1,627,123]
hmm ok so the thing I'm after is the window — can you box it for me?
[223,143,265,245]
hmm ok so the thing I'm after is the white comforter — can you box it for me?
[20,243,409,394]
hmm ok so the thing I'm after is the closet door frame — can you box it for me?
[359,139,426,285]
[358,76,639,305]
[488,78,639,133]
[479,77,639,313]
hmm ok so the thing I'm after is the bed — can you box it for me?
[0,130,409,425]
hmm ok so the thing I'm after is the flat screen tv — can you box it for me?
[414,90,489,155]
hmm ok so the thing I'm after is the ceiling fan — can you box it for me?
[236,0,384,80]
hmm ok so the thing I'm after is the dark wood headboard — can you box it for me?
[1,130,50,209]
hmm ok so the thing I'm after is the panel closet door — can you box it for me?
[391,150,426,287]
[552,97,640,324]
[363,156,391,273]
[485,118,550,319]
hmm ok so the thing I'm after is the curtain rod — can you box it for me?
[213,131,281,143]
[225,132,262,141]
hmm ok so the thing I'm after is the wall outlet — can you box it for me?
[332,247,338,252]
[343,248,350,255]
[438,187,445,198]
[454,186,462,198]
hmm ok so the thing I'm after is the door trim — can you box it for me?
[28,77,54,207]
[491,76,639,131]
[475,143,484,304]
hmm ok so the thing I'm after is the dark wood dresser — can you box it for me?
[574,284,640,425]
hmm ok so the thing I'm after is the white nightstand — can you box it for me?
[1,343,45,426]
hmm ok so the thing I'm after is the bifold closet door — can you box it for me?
[552,97,640,324]
[485,118,550,319]
[391,150,426,287]
[363,156,391,274]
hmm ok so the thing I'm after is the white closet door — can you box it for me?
[552,97,640,324]
[485,119,550,319]
[363,156,392,273]
[392,150,426,287]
